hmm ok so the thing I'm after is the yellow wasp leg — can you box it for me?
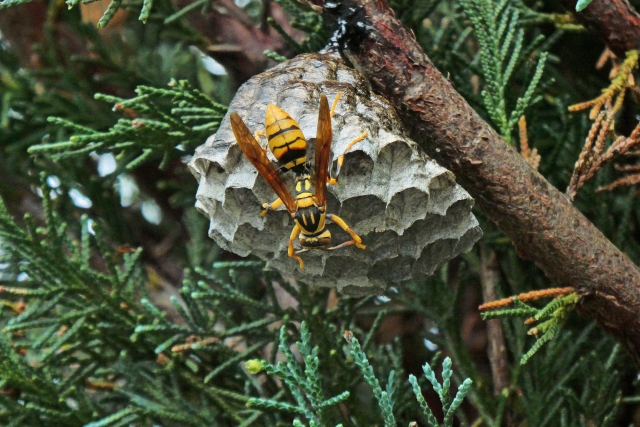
[324,240,356,251]
[326,214,366,250]
[330,92,342,118]
[253,129,270,155]
[288,224,304,269]
[327,131,369,185]
[260,197,284,217]
[253,129,266,142]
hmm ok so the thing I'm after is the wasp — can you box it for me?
[230,93,368,270]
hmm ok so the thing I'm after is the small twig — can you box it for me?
[568,49,638,119]
[596,48,616,70]
[565,108,635,199]
[260,0,271,32]
[518,116,540,170]
[479,247,510,397]
[567,109,640,197]
[598,172,640,192]
[567,111,606,198]
[172,336,219,353]
[479,287,575,311]
[84,379,117,391]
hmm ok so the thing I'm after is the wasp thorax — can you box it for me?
[294,175,313,195]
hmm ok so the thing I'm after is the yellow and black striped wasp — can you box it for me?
[229,93,367,270]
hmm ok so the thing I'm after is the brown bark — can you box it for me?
[560,0,640,57]
[323,0,640,365]
[479,248,510,397]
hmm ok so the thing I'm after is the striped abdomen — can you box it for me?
[265,104,307,174]
[293,205,326,235]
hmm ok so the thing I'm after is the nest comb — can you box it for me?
[188,53,482,296]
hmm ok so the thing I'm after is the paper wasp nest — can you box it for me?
[189,53,481,296]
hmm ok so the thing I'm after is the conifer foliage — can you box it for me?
[1,0,639,426]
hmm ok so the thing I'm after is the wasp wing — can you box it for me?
[314,95,332,207]
[230,112,297,215]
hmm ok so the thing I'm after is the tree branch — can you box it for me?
[479,247,510,397]
[323,0,640,365]
[560,0,640,56]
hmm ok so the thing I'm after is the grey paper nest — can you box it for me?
[188,53,481,296]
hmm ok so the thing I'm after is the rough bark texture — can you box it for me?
[561,0,640,57]
[323,0,640,364]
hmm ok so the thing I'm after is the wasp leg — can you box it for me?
[253,129,269,154]
[253,129,266,142]
[260,197,284,217]
[324,240,357,251]
[327,131,369,185]
[326,214,366,250]
[330,92,342,118]
[288,224,304,269]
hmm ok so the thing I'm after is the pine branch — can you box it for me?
[245,322,350,425]
[407,356,473,427]
[345,332,396,427]
[461,0,547,143]
[28,80,226,170]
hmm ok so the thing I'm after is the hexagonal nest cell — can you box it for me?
[188,52,482,296]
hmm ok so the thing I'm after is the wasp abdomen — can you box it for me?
[266,104,307,174]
